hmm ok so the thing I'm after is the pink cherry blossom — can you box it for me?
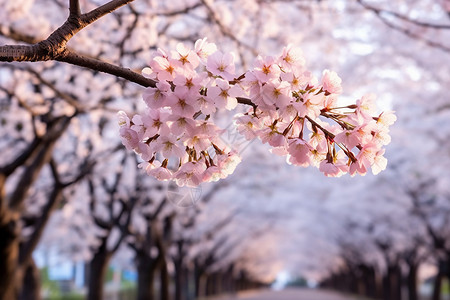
[117,111,130,127]
[152,133,185,159]
[208,78,240,110]
[261,80,291,109]
[167,114,196,136]
[334,129,361,149]
[356,93,377,119]
[143,81,171,109]
[288,138,313,166]
[206,51,236,81]
[216,152,241,177]
[150,56,181,81]
[172,43,200,69]
[166,89,196,117]
[119,127,139,150]
[252,55,280,83]
[235,114,262,140]
[119,38,396,186]
[278,44,305,70]
[147,165,173,181]
[319,151,348,177]
[173,162,204,187]
[195,94,216,115]
[194,37,217,63]
[371,149,388,175]
[322,70,343,95]
[376,111,397,129]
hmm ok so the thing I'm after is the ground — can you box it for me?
[211,288,364,300]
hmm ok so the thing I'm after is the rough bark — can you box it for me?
[362,265,378,299]
[158,256,170,300]
[407,263,418,300]
[19,258,41,300]
[174,258,185,300]
[87,240,113,300]
[0,212,20,299]
[136,251,156,300]
[382,272,391,300]
[392,265,402,300]
[432,263,443,300]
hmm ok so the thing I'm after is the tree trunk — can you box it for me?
[375,271,384,300]
[136,252,156,300]
[194,262,202,297]
[0,212,20,300]
[407,263,418,300]
[19,258,40,300]
[87,242,112,300]
[174,259,188,300]
[197,274,207,298]
[0,117,71,300]
[159,256,170,300]
[391,265,402,300]
[382,271,391,300]
[432,263,443,300]
[363,265,378,299]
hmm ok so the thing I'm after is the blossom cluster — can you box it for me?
[235,46,396,177]
[118,38,243,187]
[119,38,396,186]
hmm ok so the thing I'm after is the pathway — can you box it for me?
[211,288,364,300]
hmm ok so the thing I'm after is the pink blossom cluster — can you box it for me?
[235,46,396,177]
[119,39,396,186]
[118,38,243,187]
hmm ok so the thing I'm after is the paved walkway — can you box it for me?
[211,288,363,300]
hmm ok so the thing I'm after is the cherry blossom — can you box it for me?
[206,51,236,81]
[119,40,395,186]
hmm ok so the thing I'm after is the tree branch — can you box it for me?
[0,136,42,177]
[81,0,135,25]
[357,0,450,53]
[199,0,257,55]
[69,0,81,17]
[9,116,72,211]
[357,0,450,30]
[19,161,64,266]
[57,51,157,87]
[0,0,136,62]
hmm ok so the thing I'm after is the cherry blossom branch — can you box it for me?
[357,0,450,53]
[152,2,203,17]
[56,51,157,88]
[69,0,81,17]
[0,0,135,62]
[88,178,112,230]
[19,185,63,266]
[81,0,135,24]
[26,67,84,112]
[375,15,450,53]
[18,157,93,266]
[9,116,73,211]
[47,49,259,110]
[199,0,257,55]
[0,2,259,109]
[305,115,335,139]
[0,137,42,177]
[0,27,40,44]
[357,0,450,30]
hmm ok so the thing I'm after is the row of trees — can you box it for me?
[315,100,450,300]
